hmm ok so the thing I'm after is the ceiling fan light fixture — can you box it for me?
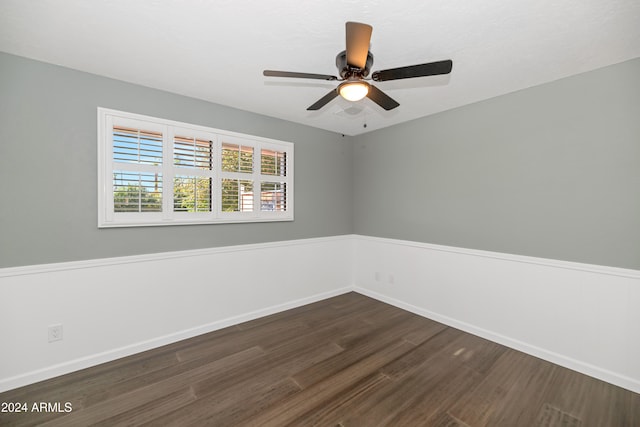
[339,80,369,102]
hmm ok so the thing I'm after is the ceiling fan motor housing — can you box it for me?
[336,50,374,79]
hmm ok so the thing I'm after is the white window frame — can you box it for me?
[98,108,294,228]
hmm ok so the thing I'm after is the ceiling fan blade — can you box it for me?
[263,70,338,80]
[345,21,372,69]
[371,59,453,82]
[307,89,339,111]
[367,85,400,110]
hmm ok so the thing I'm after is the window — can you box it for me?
[98,108,293,227]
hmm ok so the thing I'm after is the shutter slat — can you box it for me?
[260,181,287,212]
[113,126,163,166]
[222,143,253,173]
[173,136,213,170]
[261,149,287,176]
[113,170,163,213]
[173,176,212,212]
[221,179,254,212]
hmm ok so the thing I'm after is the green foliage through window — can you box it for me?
[261,149,286,176]
[222,143,253,173]
[113,171,162,212]
[173,176,212,212]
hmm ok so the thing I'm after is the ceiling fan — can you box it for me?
[263,21,453,111]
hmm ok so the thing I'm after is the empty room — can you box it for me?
[1,1,639,425]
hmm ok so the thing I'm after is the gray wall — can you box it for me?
[0,52,353,267]
[353,58,640,270]
[2,52,639,270]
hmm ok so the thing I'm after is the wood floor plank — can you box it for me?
[428,411,473,427]
[191,341,344,399]
[2,344,181,409]
[38,346,265,427]
[336,353,479,426]
[1,292,638,426]
[284,372,393,426]
[290,312,438,391]
[175,318,309,362]
[80,337,268,409]
[382,359,483,426]
[92,387,197,427]
[542,365,640,427]
[380,327,464,379]
[447,349,556,427]
[445,332,509,375]
[242,339,417,426]
[167,341,345,426]
[141,377,301,427]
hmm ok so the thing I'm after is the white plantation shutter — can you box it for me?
[218,141,292,215]
[98,108,293,227]
[174,136,213,170]
[221,179,254,212]
[111,125,164,215]
[260,181,286,212]
[173,134,214,213]
[220,140,255,214]
[260,148,287,176]
[260,147,289,212]
[113,126,163,166]
[173,176,212,212]
[221,143,254,173]
[113,171,163,212]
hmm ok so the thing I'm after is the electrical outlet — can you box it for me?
[375,272,381,281]
[388,274,395,284]
[48,324,63,343]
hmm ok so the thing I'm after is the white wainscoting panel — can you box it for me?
[0,236,354,393]
[3,234,639,395]
[352,235,640,394]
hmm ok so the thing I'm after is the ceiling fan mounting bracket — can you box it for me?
[336,50,373,79]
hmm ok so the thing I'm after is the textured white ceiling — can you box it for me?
[1,0,639,135]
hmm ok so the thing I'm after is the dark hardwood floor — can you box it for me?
[1,292,638,426]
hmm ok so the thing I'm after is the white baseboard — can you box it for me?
[352,235,640,394]
[0,286,351,393]
[354,286,640,394]
[3,234,639,395]
[0,235,354,393]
